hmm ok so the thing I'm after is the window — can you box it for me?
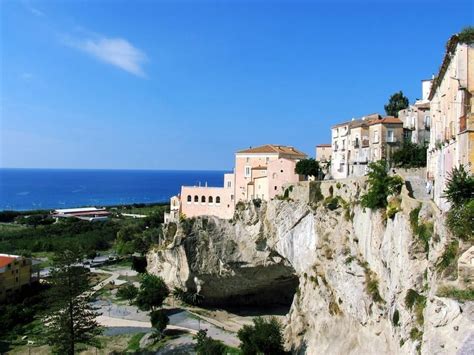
[231,194,234,200]
[274,186,277,190]
[201,196,206,203]
[265,157,269,163]
[208,196,213,203]
[280,169,283,173]
[187,195,192,203]
[216,196,221,204]
[354,137,359,148]
[194,195,199,203]
[387,129,394,142]
[373,130,379,143]
[246,157,249,163]
[227,181,232,188]
[245,166,251,177]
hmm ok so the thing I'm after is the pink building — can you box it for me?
[167,144,307,221]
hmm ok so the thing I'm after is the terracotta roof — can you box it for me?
[316,144,332,147]
[252,166,267,170]
[237,144,306,157]
[368,116,403,125]
[0,255,17,268]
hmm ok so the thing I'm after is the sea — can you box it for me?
[0,168,226,211]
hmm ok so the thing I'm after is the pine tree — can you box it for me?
[384,91,409,117]
[44,249,102,354]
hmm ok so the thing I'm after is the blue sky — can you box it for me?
[1,0,472,170]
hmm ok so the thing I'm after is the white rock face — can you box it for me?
[147,185,473,354]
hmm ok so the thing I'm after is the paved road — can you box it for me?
[93,300,239,347]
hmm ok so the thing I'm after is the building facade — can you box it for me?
[330,114,403,179]
[0,254,33,302]
[427,35,474,211]
[167,144,306,221]
[398,80,432,145]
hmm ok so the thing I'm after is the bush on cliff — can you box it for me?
[443,165,474,241]
[361,160,403,210]
[237,316,288,355]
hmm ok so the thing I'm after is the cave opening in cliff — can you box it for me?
[199,266,299,316]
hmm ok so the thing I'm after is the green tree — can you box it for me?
[135,274,169,311]
[194,329,227,355]
[392,142,427,168]
[384,91,409,117]
[44,249,102,355]
[116,284,138,303]
[361,160,404,209]
[295,158,322,179]
[150,309,169,337]
[237,316,288,355]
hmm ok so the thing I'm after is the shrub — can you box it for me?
[437,240,459,271]
[392,142,427,168]
[194,329,226,355]
[443,165,474,207]
[150,309,169,335]
[405,289,426,325]
[116,284,138,303]
[392,309,400,326]
[409,205,433,253]
[361,160,403,210]
[409,327,423,342]
[237,317,288,355]
[446,199,474,241]
[386,197,401,219]
[323,196,340,211]
[437,287,474,301]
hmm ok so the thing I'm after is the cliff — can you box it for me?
[147,178,473,354]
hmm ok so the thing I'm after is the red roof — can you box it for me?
[368,116,403,125]
[0,255,17,268]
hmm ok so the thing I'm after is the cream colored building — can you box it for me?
[427,34,474,211]
[331,114,404,179]
[368,116,404,163]
[315,144,331,163]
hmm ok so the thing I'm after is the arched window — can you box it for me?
[194,195,199,203]
[209,196,213,204]
[216,196,221,204]
[201,196,206,203]
[187,195,192,203]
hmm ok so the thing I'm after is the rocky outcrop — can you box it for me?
[147,178,473,354]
